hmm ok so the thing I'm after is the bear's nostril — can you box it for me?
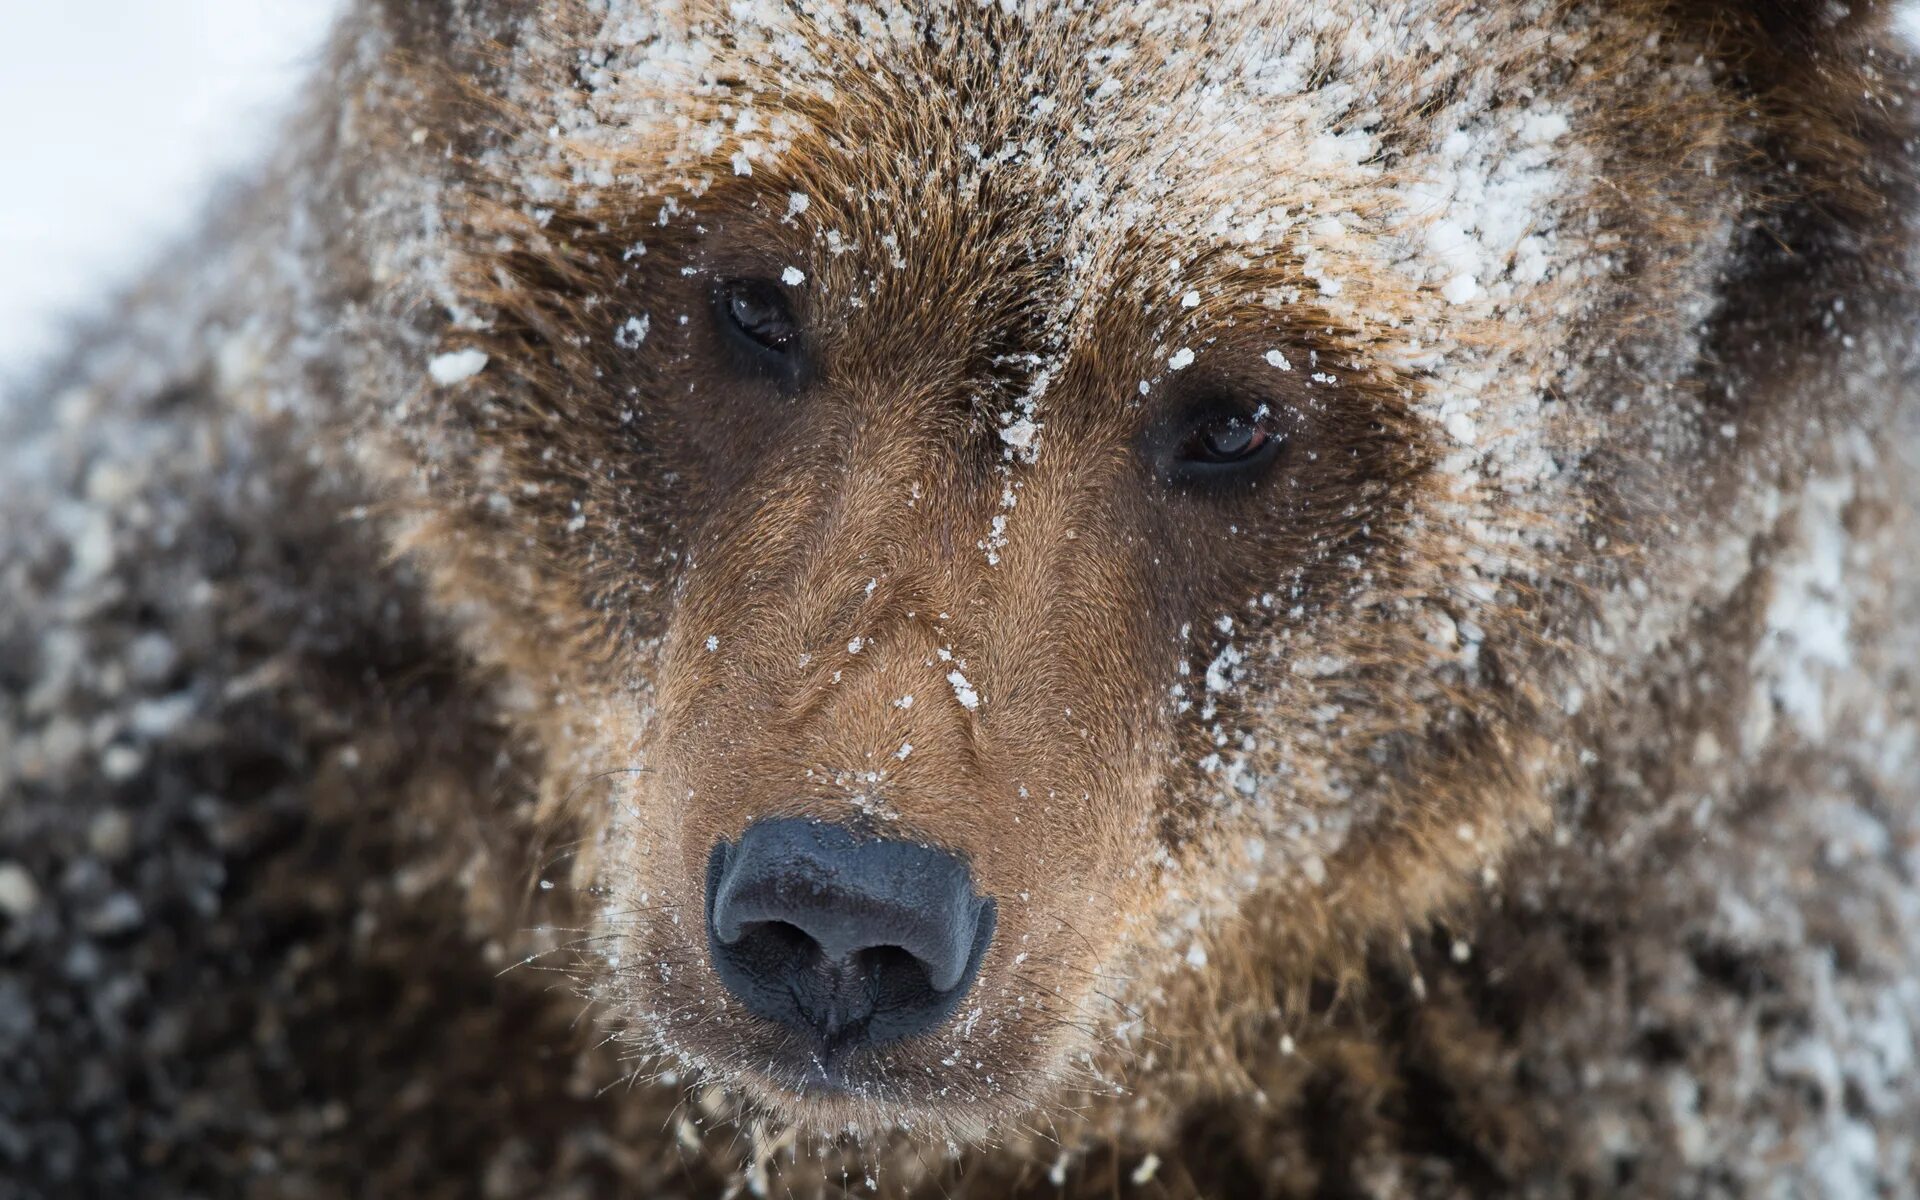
[705,819,995,1054]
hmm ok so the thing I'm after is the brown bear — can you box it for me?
[2,0,1917,1196]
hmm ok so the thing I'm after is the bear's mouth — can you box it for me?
[701,820,997,1091]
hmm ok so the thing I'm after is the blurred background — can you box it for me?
[0,1,343,391]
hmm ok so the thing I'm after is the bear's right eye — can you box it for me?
[713,278,801,368]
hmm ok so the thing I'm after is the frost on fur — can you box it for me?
[4,0,1918,1196]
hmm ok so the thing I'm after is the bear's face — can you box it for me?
[575,134,1422,1128]
[388,0,1761,1136]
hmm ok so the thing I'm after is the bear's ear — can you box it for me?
[363,0,532,62]
[1679,0,1902,56]
[1668,0,1913,134]
[1738,0,1863,46]
[1684,0,1917,361]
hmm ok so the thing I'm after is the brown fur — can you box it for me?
[4,0,1917,1196]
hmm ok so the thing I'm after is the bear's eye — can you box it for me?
[1186,415,1270,464]
[712,277,800,365]
[1166,406,1286,484]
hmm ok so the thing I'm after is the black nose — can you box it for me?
[705,819,995,1052]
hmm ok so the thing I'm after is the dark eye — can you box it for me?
[1166,406,1286,486]
[712,277,800,364]
[1185,415,1271,464]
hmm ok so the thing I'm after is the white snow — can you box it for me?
[1130,1154,1162,1185]
[0,864,40,919]
[999,418,1040,451]
[0,1,343,390]
[947,670,980,711]
[1754,474,1856,739]
[1898,0,1920,53]
[614,314,650,348]
[428,349,490,386]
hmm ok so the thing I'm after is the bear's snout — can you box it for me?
[704,819,996,1068]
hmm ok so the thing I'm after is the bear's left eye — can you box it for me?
[1163,405,1287,485]
[1185,415,1271,464]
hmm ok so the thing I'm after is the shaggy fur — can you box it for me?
[3,1,1917,1196]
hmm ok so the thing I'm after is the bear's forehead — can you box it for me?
[502,0,1714,484]
[642,2,1611,404]
[577,0,1627,328]
[587,0,1612,190]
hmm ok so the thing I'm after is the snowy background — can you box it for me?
[0,1,344,397]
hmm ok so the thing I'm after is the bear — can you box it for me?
[2,0,1918,1196]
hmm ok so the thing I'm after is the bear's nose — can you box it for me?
[705,818,995,1052]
